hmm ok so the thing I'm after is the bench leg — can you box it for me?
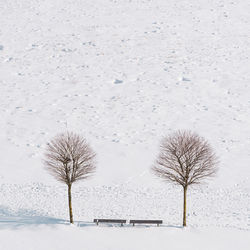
[157,224,159,227]
[133,223,134,226]
[121,223,123,226]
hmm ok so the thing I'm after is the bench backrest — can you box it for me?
[129,220,163,224]
[94,219,126,223]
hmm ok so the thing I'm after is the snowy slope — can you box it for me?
[1,0,250,186]
[0,0,250,249]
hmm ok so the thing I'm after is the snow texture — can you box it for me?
[0,0,250,249]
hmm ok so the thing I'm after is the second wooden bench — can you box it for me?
[129,220,163,226]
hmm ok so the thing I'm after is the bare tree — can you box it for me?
[152,130,218,227]
[44,132,96,224]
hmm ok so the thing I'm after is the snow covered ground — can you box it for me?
[0,182,249,249]
[0,182,249,230]
[0,0,250,249]
[1,225,249,250]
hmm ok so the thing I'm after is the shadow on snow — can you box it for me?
[0,206,183,229]
[0,206,67,229]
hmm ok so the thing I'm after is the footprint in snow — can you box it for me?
[178,76,191,82]
[114,79,123,84]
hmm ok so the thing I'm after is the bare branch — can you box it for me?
[152,130,218,188]
[44,132,96,185]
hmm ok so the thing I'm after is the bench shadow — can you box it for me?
[125,224,183,229]
[77,221,183,229]
[0,206,68,230]
[160,224,183,229]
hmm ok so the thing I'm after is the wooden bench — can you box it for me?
[93,219,126,226]
[129,220,163,226]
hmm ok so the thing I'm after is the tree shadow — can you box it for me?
[0,206,183,230]
[0,206,68,230]
[76,221,97,227]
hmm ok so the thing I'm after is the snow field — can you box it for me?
[0,0,250,185]
[0,0,250,249]
[1,225,250,250]
[0,183,249,230]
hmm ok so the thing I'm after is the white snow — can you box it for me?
[0,183,249,230]
[1,226,249,250]
[0,0,250,249]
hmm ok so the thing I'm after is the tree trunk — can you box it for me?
[183,186,187,227]
[68,184,73,224]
